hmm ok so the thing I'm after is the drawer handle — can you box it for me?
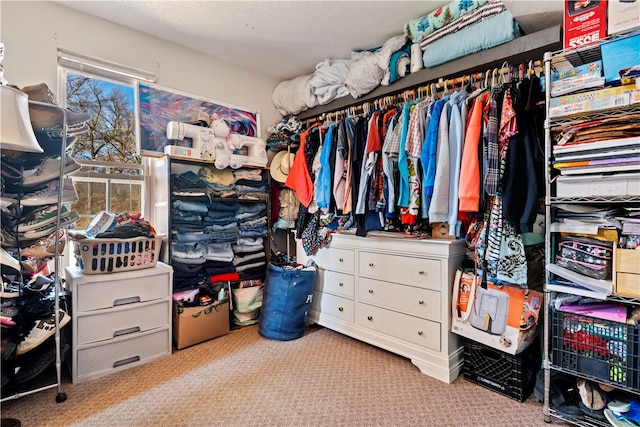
[113,296,141,306]
[418,331,424,336]
[367,315,373,321]
[368,289,374,294]
[339,258,344,262]
[339,282,344,287]
[418,300,424,305]
[368,262,374,267]
[338,306,344,312]
[418,271,425,275]
[113,355,140,368]
[113,326,141,337]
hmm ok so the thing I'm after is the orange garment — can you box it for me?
[285,127,313,207]
[458,93,489,213]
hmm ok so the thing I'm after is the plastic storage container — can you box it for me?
[72,235,163,274]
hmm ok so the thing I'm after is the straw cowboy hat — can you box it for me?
[269,150,296,183]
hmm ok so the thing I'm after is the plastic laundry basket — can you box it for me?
[259,262,317,341]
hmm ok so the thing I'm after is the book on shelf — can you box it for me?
[554,136,640,153]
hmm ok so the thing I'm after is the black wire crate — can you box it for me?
[551,308,640,392]
[463,338,541,402]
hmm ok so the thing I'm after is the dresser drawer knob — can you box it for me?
[338,306,344,312]
[367,315,373,321]
[418,331,424,336]
[369,262,374,267]
[339,258,344,262]
[368,289,374,294]
[418,270,425,275]
[339,282,344,287]
[418,300,424,305]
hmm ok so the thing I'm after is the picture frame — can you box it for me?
[137,82,260,156]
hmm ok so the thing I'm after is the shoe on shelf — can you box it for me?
[20,178,78,207]
[23,154,81,188]
[20,210,78,241]
[18,205,69,233]
[577,378,608,420]
[21,228,67,259]
[16,308,70,356]
[14,342,57,384]
[0,248,20,275]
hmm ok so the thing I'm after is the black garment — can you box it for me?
[502,79,543,234]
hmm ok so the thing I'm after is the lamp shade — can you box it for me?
[1,85,43,153]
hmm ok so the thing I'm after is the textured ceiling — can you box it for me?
[54,0,564,81]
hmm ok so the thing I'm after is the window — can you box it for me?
[57,50,156,228]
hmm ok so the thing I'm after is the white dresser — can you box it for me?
[65,262,173,383]
[297,232,466,383]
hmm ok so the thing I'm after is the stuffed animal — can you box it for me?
[209,113,230,138]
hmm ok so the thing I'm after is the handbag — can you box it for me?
[259,261,317,341]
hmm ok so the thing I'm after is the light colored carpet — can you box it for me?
[1,324,556,426]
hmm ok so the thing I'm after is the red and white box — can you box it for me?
[563,0,608,49]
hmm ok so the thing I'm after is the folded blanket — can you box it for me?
[419,0,506,50]
[404,0,489,43]
[309,58,353,105]
[271,74,318,116]
[382,40,412,86]
[422,10,521,68]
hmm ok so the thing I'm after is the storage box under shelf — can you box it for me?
[614,248,640,298]
[463,338,541,402]
[551,309,640,392]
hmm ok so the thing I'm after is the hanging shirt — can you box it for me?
[447,90,469,236]
[458,92,489,213]
[332,120,348,212]
[420,95,450,217]
[316,124,336,211]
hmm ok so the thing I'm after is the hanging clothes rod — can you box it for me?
[300,59,543,125]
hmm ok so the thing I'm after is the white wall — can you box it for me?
[0,1,282,137]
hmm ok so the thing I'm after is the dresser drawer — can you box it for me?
[308,246,354,274]
[76,299,171,345]
[356,303,441,352]
[311,291,354,323]
[75,327,170,382]
[75,271,172,312]
[359,252,441,290]
[358,277,441,321]
[315,269,355,298]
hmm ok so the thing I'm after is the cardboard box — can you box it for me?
[614,248,640,298]
[563,0,607,49]
[451,270,543,355]
[600,34,640,84]
[608,0,640,36]
[431,222,455,239]
[173,299,230,350]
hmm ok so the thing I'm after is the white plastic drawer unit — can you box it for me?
[75,327,171,382]
[358,251,441,290]
[68,263,173,312]
[75,299,171,345]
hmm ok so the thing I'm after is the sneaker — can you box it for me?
[0,247,20,274]
[16,308,70,355]
[19,205,69,232]
[21,229,68,259]
[21,210,78,240]
[20,178,78,206]
[23,155,81,188]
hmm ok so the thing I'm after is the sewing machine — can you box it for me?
[166,121,217,161]
[166,120,267,169]
[215,134,268,169]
